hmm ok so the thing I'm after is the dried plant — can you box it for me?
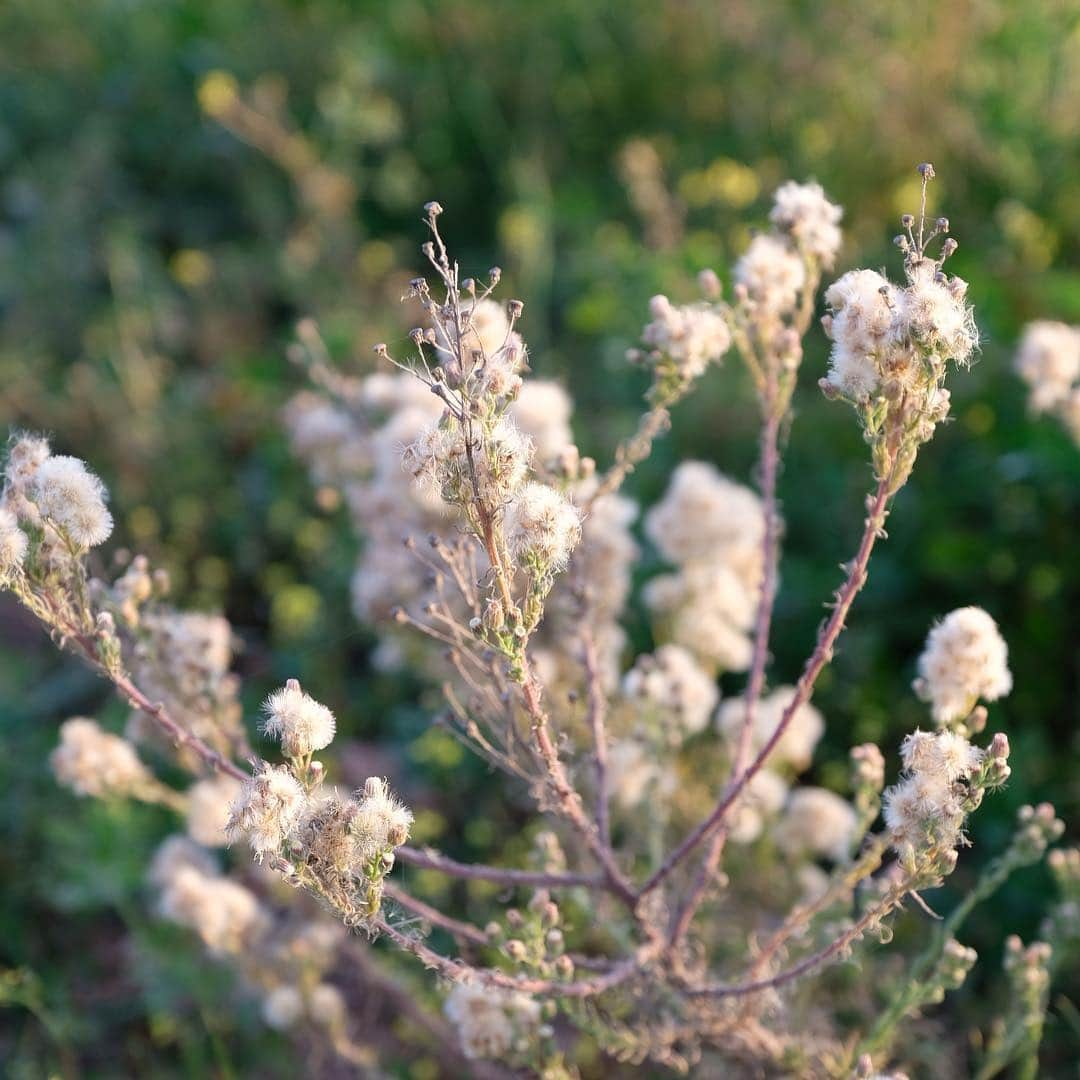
[3,164,1076,1078]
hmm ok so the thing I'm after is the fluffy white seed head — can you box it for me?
[776,787,858,861]
[734,234,806,314]
[0,506,28,576]
[727,769,789,844]
[510,380,575,462]
[157,862,268,955]
[444,983,541,1061]
[716,686,825,774]
[261,680,337,757]
[31,455,114,549]
[769,180,843,267]
[503,482,582,570]
[51,718,152,799]
[901,729,984,783]
[351,776,413,862]
[645,461,764,566]
[641,295,732,378]
[914,607,1013,725]
[621,644,718,740]
[225,763,307,858]
[262,986,305,1030]
[1014,320,1080,413]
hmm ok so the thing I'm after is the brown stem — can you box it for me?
[581,618,611,850]
[383,882,491,947]
[665,397,783,946]
[687,880,908,999]
[640,475,892,899]
[396,844,600,890]
[520,668,638,910]
[374,916,649,999]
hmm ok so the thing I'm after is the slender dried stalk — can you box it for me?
[641,474,892,899]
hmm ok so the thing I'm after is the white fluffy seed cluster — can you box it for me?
[31,455,114,550]
[502,481,583,570]
[225,762,308,858]
[435,297,528,400]
[775,786,858,862]
[823,257,976,405]
[621,643,718,741]
[914,607,1013,726]
[715,687,825,774]
[125,611,245,762]
[726,769,788,844]
[261,679,337,757]
[1014,320,1080,442]
[768,180,844,268]
[1,435,112,571]
[606,737,678,811]
[644,461,765,671]
[0,505,28,577]
[883,728,985,865]
[734,233,807,315]
[444,983,541,1061]
[351,776,414,863]
[50,718,152,799]
[286,373,446,625]
[152,836,268,955]
[640,295,732,379]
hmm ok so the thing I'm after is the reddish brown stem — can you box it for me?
[640,476,892,899]
[666,399,783,945]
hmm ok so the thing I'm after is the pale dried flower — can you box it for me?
[226,762,307,858]
[350,776,413,862]
[641,295,732,378]
[776,786,858,861]
[32,454,114,549]
[914,607,1012,726]
[503,482,582,570]
[262,680,337,757]
[51,718,152,799]
[0,506,28,576]
[716,686,825,774]
[444,982,541,1061]
[645,460,764,566]
[1014,320,1080,433]
[769,180,844,267]
[158,863,268,955]
[621,643,719,740]
[262,985,305,1030]
[734,234,806,314]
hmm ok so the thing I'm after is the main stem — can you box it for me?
[666,398,783,946]
[641,473,892,898]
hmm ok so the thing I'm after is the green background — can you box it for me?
[1,0,1078,1074]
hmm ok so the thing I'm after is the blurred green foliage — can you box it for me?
[1,0,1078,1074]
